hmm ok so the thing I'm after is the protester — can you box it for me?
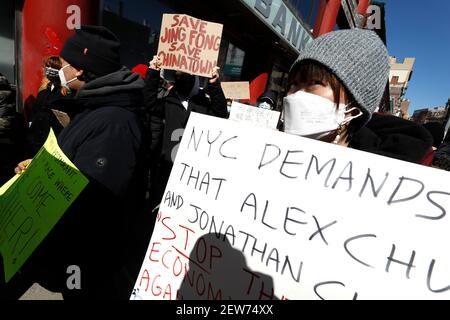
[148,69,176,211]
[257,91,277,110]
[26,56,75,155]
[11,25,150,299]
[159,68,176,98]
[144,55,228,208]
[131,64,174,212]
[283,29,432,163]
[150,68,176,163]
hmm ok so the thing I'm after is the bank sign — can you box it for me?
[240,0,313,54]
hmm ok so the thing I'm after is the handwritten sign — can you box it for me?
[229,101,280,130]
[131,112,450,300]
[0,129,88,282]
[221,82,250,100]
[157,14,223,77]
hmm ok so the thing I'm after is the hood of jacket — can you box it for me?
[76,67,145,111]
[349,113,433,164]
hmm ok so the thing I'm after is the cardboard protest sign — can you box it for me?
[0,129,88,282]
[221,82,250,100]
[229,101,280,130]
[157,14,223,77]
[131,112,450,300]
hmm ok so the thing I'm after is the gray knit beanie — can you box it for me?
[290,29,389,128]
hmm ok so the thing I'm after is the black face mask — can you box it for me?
[45,67,61,84]
[175,73,195,98]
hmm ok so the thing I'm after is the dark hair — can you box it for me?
[288,60,363,141]
[43,56,63,69]
[40,56,70,95]
[289,60,347,105]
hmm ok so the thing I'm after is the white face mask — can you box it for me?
[58,64,78,88]
[258,101,272,110]
[283,90,362,140]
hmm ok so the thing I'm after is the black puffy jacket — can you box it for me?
[144,68,228,163]
[22,67,151,299]
[350,113,433,164]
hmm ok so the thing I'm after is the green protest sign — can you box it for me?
[0,129,88,282]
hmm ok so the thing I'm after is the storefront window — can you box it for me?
[102,0,175,68]
[222,43,246,82]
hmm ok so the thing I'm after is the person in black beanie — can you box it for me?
[257,91,277,110]
[10,25,151,299]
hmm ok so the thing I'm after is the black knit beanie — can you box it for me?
[60,25,121,76]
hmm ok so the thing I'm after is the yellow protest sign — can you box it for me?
[0,129,88,282]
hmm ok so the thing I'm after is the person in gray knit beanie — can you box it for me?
[283,28,389,146]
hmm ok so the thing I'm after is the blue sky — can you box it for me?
[384,0,450,112]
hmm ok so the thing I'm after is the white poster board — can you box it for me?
[131,112,450,300]
[229,101,280,130]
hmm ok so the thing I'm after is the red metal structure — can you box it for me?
[357,0,371,15]
[313,0,327,38]
[249,73,269,105]
[317,0,341,36]
[19,0,100,116]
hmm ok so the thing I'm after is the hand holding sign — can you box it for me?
[14,159,32,174]
[0,129,88,282]
[149,55,162,71]
[209,66,220,84]
[157,14,223,77]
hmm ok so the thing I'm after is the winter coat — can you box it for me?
[144,68,228,164]
[26,84,71,155]
[23,67,150,299]
[434,142,450,171]
[350,113,433,164]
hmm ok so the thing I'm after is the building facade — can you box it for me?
[411,99,450,128]
[1,0,386,116]
[389,56,415,118]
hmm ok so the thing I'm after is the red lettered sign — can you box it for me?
[157,14,223,77]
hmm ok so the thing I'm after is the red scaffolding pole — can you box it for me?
[357,0,370,15]
[318,0,341,36]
